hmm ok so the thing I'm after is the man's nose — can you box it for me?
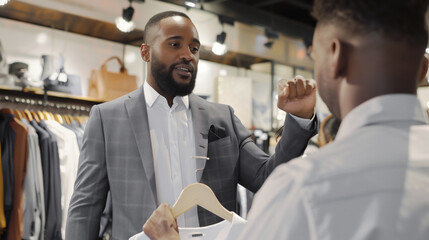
[180,47,194,61]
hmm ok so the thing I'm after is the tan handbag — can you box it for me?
[88,56,137,101]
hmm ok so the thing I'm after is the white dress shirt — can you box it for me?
[143,81,314,228]
[240,94,429,240]
[144,81,199,227]
[129,212,247,240]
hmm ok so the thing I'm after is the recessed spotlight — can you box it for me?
[0,0,10,6]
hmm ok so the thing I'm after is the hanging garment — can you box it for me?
[0,109,29,240]
[38,120,62,240]
[129,212,246,240]
[0,114,15,232]
[21,119,44,240]
[45,119,80,239]
[0,142,4,232]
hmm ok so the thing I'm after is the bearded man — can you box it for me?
[66,11,317,240]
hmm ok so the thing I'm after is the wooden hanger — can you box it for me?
[14,109,24,120]
[62,114,71,125]
[74,116,82,124]
[67,115,74,125]
[54,114,64,124]
[37,111,45,121]
[43,111,53,120]
[31,111,40,123]
[171,183,233,222]
[48,112,55,120]
[24,109,33,122]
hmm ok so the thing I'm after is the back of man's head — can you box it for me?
[312,0,429,49]
[143,11,191,44]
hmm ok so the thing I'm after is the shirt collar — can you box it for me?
[144,81,189,109]
[336,94,428,141]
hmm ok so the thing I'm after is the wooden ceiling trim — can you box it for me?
[0,1,270,68]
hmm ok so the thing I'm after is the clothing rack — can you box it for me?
[0,86,104,115]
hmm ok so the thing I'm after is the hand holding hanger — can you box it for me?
[142,183,233,240]
[143,204,179,240]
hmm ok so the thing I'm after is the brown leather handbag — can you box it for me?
[88,56,137,101]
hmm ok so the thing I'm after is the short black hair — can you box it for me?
[312,0,429,47]
[143,11,191,43]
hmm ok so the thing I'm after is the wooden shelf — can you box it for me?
[0,1,144,46]
[0,86,104,107]
[0,1,269,68]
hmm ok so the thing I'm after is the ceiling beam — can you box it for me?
[158,0,314,43]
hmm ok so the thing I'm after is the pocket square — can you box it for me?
[208,125,227,142]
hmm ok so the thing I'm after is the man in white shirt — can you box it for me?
[66,11,318,240]
[142,0,429,239]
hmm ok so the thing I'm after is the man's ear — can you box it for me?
[330,38,347,79]
[141,44,150,62]
[418,55,429,84]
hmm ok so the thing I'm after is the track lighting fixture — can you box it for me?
[264,28,279,49]
[0,0,10,6]
[116,0,135,33]
[212,31,227,56]
[184,0,197,8]
[212,15,234,56]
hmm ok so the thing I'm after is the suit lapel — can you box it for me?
[189,94,209,182]
[124,87,157,203]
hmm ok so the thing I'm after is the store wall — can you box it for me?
[16,0,313,70]
[0,18,143,96]
[0,16,273,131]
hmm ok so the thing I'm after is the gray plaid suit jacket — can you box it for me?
[65,86,317,240]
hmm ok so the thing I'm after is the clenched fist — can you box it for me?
[277,75,316,119]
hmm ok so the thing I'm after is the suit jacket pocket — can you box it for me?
[207,136,235,162]
[208,135,231,146]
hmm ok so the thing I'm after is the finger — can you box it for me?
[295,77,306,98]
[305,80,312,95]
[305,79,316,95]
[284,82,290,98]
[277,79,288,94]
[287,79,297,99]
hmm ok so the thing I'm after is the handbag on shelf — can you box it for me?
[88,56,137,101]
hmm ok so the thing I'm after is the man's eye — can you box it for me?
[191,47,199,53]
[170,42,179,47]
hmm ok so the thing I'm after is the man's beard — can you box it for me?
[151,55,197,97]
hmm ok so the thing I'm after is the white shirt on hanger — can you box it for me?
[129,212,246,240]
[144,81,199,227]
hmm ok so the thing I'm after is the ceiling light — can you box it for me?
[116,1,135,33]
[185,0,197,8]
[0,0,10,6]
[426,48,429,54]
[212,31,227,56]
